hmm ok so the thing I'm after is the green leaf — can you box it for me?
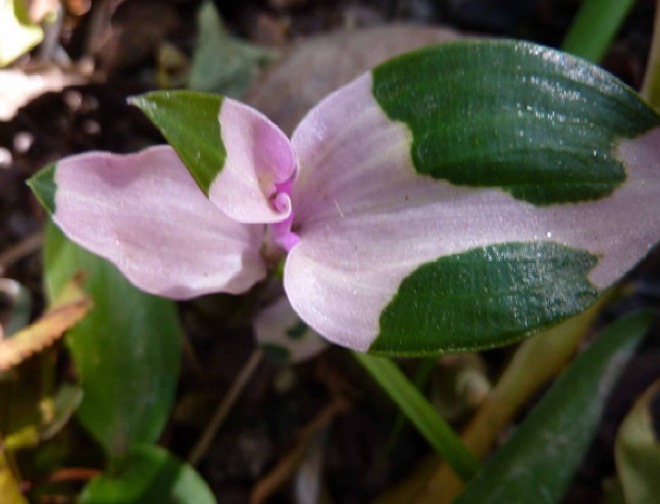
[129,91,226,195]
[44,223,182,457]
[373,242,600,355]
[372,40,659,206]
[80,444,216,504]
[0,0,43,67]
[1,278,31,336]
[454,309,652,504]
[352,352,480,482]
[26,163,56,214]
[614,379,660,504]
[561,0,636,63]
[188,1,275,97]
[40,384,84,441]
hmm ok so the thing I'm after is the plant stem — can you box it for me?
[414,299,605,504]
[353,352,480,482]
[187,348,263,466]
[642,0,660,107]
[561,0,636,62]
[382,357,437,457]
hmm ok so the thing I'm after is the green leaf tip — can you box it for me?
[372,241,601,356]
[27,163,57,214]
[129,90,226,195]
[372,40,660,206]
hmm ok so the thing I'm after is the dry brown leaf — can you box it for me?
[0,275,92,371]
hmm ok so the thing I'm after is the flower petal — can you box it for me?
[285,42,660,354]
[211,99,297,224]
[30,145,266,299]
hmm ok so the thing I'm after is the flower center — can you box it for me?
[267,178,300,253]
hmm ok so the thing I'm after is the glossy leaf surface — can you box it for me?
[286,40,660,354]
[129,91,225,195]
[30,148,267,300]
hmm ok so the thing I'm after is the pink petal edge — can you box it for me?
[53,145,267,299]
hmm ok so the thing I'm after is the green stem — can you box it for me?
[353,352,480,482]
[384,357,436,449]
[561,0,636,62]
[642,0,660,107]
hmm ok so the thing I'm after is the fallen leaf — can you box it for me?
[0,275,92,371]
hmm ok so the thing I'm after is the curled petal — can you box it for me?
[31,146,266,299]
[210,98,297,224]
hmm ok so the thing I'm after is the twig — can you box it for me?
[250,396,349,504]
[187,348,264,466]
[19,467,101,492]
[0,231,44,272]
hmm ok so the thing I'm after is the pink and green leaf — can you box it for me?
[30,146,266,300]
[372,41,658,205]
[131,91,295,225]
[254,296,327,363]
[28,40,660,356]
[286,41,660,355]
[128,91,226,195]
